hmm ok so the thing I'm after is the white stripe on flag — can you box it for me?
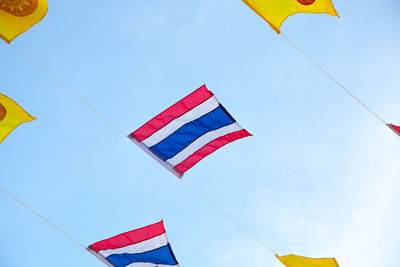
[126,263,180,267]
[98,234,168,258]
[142,97,220,147]
[167,123,243,166]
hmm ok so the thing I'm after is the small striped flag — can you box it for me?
[388,124,400,137]
[129,85,252,177]
[88,221,180,267]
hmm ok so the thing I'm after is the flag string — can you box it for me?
[8,44,127,137]
[5,44,280,263]
[182,179,277,255]
[0,181,279,265]
[280,33,389,128]
[0,185,87,250]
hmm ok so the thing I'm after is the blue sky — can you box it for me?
[1,0,399,266]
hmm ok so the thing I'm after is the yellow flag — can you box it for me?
[0,0,48,43]
[0,94,35,143]
[242,0,339,33]
[277,254,339,267]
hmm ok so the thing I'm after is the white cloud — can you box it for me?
[330,123,400,266]
[218,117,400,267]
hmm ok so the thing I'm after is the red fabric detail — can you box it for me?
[89,221,165,252]
[174,130,252,174]
[390,124,400,135]
[131,85,214,142]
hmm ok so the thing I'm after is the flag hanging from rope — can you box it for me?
[0,93,35,143]
[0,0,48,43]
[387,124,400,137]
[129,85,252,178]
[277,254,340,267]
[242,0,339,33]
[88,220,180,267]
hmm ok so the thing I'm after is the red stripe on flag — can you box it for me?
[89,221,166,252]
[130,85,214,142]
[174,130,252,174]
[388,124,400,136]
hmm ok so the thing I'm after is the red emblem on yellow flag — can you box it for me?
[0,0,48,43]
[0,93,35,143]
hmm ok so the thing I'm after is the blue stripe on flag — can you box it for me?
[149,105,236,160]
[106,244,179,267]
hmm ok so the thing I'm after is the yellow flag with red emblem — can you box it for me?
[242,0,339,33]
[277,254,340,267]
[0,94,35,144]
[0,0,48,43]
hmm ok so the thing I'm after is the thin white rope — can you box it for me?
[8,44,128,137]
[182,179,277,256]
[280,33,388,127]
[0,185,87,249]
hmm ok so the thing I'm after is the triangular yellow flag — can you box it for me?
[277,254,339,267]
[242,0,339,33]
[0,0,48,43]
[0,93,35,143]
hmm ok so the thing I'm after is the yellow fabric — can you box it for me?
[242,0,339,33]
[0,0,48,43]
[277,254,339,267]
[0,94,35,143]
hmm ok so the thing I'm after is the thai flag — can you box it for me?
[129,85,251,177]
[388,124,400,136]
[88,221,180,267]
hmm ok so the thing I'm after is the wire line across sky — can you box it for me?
[2,13,398,265]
